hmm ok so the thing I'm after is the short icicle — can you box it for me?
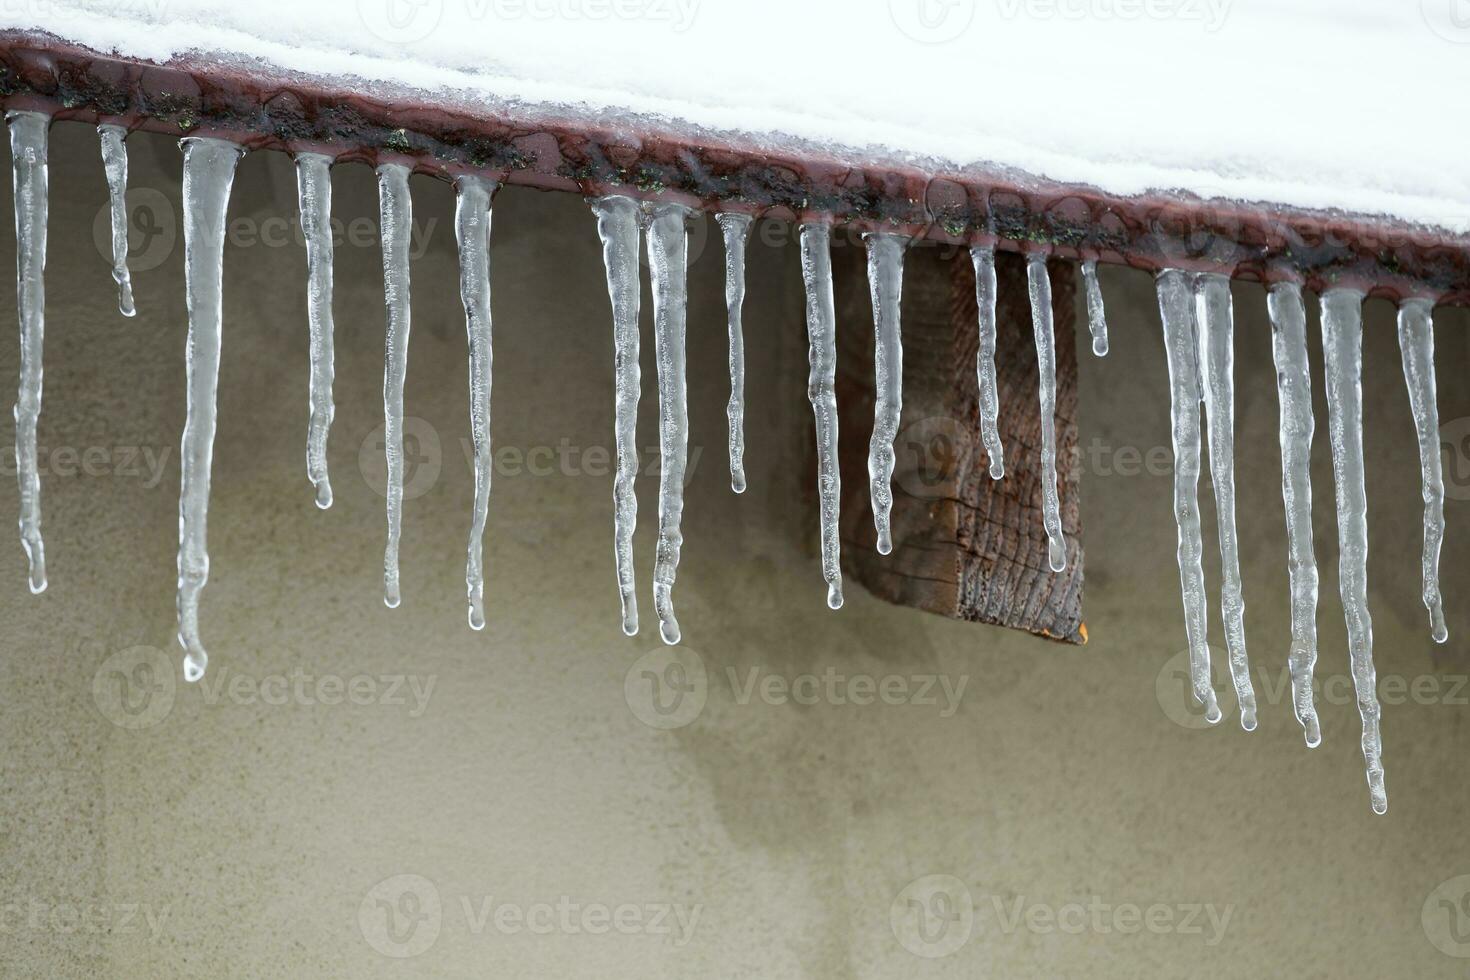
[865,233,905,555]
[590,195,643,635]
[295,153,336,510]
[1025,254,1066,572]
[1320,288,1387,815]
[1267,282,1321,747]
[8,111,48,595]
[716,212,752,494]
[1194,274,1257,731]
[456,174,498,632]
[176,137,244,682]
[800,223,843,610]
[377,163,412,610]
[1396,298,1448,644]
[1156,269,1221,724]
[646,203,692,645]
[97,123,135,317]
[1081,259,1108,356]
[970,246,1004,479]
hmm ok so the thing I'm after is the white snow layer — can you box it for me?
[4,1,1470,232]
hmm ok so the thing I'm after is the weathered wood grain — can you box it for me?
[829,242,1085,643]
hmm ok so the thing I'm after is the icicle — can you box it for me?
[646,203,692,645]
[456,174,497,632]
[295,153,336,510]
[1320,287,1387,815]
[1081,259,1108,356]
[865,233,905,556]
[716,213,752,494]
[1025,255,1066,572]
[1156,269,1221,724]
[1396,298,1448,644]
[8,111,48,596]
[1194,274,1257,731]
[377,163,412,610]
[590,195,642,635]
[800,223,843,610]
[97,123,135,318]
[970,246,1004,480]
[1267,282,1321,747]
[176,137,243,682]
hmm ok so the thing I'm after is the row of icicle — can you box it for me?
[4,112,1449,812]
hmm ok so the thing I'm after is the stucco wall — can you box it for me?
[3,123,1470,978]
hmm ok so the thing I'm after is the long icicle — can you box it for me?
[590,195,642,635]
[800,223,843,610]
[646,203,691,644]
[1026,254,1066,572]
[97,123,135,318]
[865,233,905,555]
[716,212,752,494]
[1320,287,1387,814]
[456,175,497,632]
[8,111,48,595]
[176,137,243,682]
[295,152,336,510]
[1081,259,1108,356]
[1157,269,1221,724]
[970,246,1004,480]
[1195,274,1257,731]
[1267,282,1322,747]
[377,163,412,610]
[1396,297,1448,644]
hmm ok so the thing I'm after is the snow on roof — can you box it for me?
[4,0,1468,233]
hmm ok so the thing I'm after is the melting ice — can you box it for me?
[176,137,243,682]
[7,111,48,596]
[377,163,413,611]
[800,223,843,610]
[456,174,497,632]
[970,246,1004,480]
[865,233,905,556]
[1396,298,1448,644]
[295,152,336,510]
[717,212,752,495]
[1025,255,1066,572]
[97,123,135,318]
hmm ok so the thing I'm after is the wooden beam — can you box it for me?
[830,243,1085,643]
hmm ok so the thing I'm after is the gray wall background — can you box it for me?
[3,123,1470,978]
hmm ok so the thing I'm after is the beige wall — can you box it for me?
[3,122,1470,978]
